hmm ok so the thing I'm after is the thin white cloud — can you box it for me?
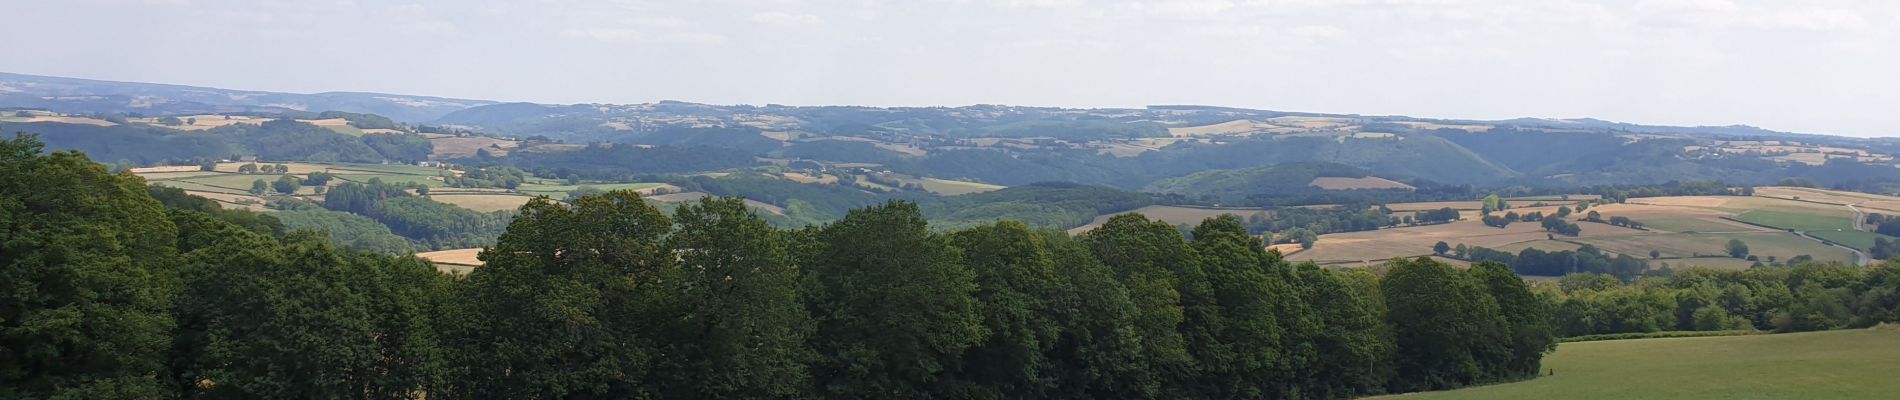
[751,11,824,25]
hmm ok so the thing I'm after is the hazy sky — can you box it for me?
[4,0,1897,136]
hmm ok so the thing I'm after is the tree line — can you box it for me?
[2,135,1556,399]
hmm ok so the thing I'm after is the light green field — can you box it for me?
[336,174,444,187]
[176,174,293,189]
[1734,209,1854,233]
[1574,232,1855,264]
[151,180,249,195]
[517,182,668,198]
[1640,217,1755,233]
[303,162,446,176]
[1376,328,1900,400]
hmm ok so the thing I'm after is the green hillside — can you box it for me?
[1376,328,1900,400]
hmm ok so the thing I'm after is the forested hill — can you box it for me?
[0,72,493,122]
[10,71,1900,192]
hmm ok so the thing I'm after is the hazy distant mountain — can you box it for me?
[0,72,494,123]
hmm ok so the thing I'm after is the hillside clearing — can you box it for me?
[1310,176,1415,191]
[432,194,536,213]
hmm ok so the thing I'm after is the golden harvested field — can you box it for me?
[430,136,520,159]
[1070,205,1271,234]
[892,176,1005,196]
[432,194,535,213]
[135,171,224,180]
[128,165,207,174]
[1310,176,1415,191]
[15,115,116,126]
[782,172,839,184]
[416,248,483,274]
[1167,119,1280,137]
[1756,186,1900,214]
[1393,121,1493,132]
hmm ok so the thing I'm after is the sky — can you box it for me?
[3,0,1897,136]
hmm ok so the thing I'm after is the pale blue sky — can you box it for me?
[4,0,1896,136]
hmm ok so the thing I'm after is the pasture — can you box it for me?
[1295,193,1872,268]
[1374,328,1900,400]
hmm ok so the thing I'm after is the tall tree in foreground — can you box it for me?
[0,134,177,398]
[1083,214,1194,392]
[1382,257,1512,392]
[1187,215,1312,398]
[444,191,678,399]
[659,197,813,398]
[1471,261,1557,379]
[948,221,1064,399]
[1041,231,1159,399]
[803,201,983,399]
[1297,265,1395,398]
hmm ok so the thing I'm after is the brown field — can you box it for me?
[1070,205,1271,234]
[782,172,839,184]
[360,128,405,135]
[1311,176,1415,191]
[432,194,535,212]
[133,114,269,131]
[430,136,520,159]
[1384,200,1547,212]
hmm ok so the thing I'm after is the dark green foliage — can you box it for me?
[923,182,1157,230]
[444,191,678,398]
[272,175,301,194]
[780,140,907,163]
[1082,214,1195,390]
[1187,215,1316,398]
[1143,162,1380,201]
[948,221,1065,398]
[508,143,756,178]
[323,180,511,249]
[272,207,416,254]
[444,166,527,189]
[660,197,814,398]
[1039,232,1159,398]
[1470,262,1557,378]
[360,133,433,163]
[171,231,444,398]
[802,201,984,399]
[1296,266,1395,398]
[0,134,177,398]
[1381,258,1513,392]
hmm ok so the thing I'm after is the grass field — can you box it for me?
[1573,231,1855,264]
[1375,328,1900,399]
[516,182,672,198]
